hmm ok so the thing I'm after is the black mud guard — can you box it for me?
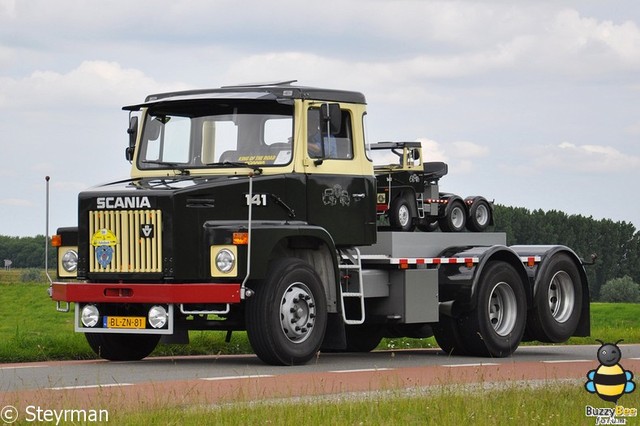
[436,244,531,317]
[203,220,339,281]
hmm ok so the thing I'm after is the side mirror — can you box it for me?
[320,103,341,134]
[126,116,138,161]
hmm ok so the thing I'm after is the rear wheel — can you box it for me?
[526,253,583,342]
[467,199,492,232]
[439,199,466,232]
[458,262,526,357]
[85,333,160,361]
[433,315,468,355]
[246,258,327,365]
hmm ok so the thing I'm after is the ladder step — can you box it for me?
[338,264,361,270]
[338,247,366,325]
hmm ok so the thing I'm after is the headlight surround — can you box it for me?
[80,304,100,328]
[148,305,168,329]
[61,249,78,273]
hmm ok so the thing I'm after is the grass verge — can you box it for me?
[107,381,604,425]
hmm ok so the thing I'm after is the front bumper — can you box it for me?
[50,282,242,304]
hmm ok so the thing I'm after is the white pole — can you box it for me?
[45,176,53,286]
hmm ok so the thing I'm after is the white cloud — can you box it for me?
[0,0,15,18]
[0,61,190,109]
[0,198,33,207]
[451,141,490,158]
[419,139,448,163]
[527,142,640,173]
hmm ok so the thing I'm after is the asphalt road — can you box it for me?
[3,344,640,394]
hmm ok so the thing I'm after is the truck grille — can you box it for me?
[88,210,163,273]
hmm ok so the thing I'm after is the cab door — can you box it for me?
[304,104,376,247]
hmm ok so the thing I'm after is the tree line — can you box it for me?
[491,205,640,300]
[1,205,638,300]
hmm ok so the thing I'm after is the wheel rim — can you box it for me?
[451,205,465,229]
[280,282,316,344]
[488,282,518,336]
[547,270,575,323]
[398,204,410,228]
[475,204,489,226]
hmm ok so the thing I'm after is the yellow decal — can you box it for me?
[91,228,118,247]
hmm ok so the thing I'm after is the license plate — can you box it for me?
[104,316,146,329]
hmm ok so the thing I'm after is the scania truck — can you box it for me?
[49,81,590,365]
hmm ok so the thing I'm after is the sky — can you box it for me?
[0,0,639,237]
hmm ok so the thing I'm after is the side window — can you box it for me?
[307,108,353,160]
[363,112,373,162]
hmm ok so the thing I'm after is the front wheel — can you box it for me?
[85,333,160,361]
[245,258,328,365]
[458,262,527,357]
[389,196,415,232]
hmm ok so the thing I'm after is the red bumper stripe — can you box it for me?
[51,282,242,304]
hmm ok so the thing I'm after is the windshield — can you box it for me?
[137,101,293,170]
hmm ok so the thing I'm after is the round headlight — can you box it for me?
[61,249,78,273]
[148,305,168,329]
[215,249,236,274]
[81,304,100,328]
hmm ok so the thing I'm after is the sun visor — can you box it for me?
[122,91,278,111]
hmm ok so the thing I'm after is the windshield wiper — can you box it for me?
[141,160,190,175]
[206,161,263,175]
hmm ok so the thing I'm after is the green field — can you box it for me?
[1,281,639,363]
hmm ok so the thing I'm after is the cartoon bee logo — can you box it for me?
[585,339,636,403]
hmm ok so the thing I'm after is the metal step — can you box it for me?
[338,247,365,325]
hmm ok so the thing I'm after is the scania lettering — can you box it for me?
[49,82,590,365]
[96,196,151,210]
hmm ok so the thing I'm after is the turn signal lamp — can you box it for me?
[233,232,249,245]
[51,235,62,247]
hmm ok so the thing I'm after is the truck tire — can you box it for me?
[459,261,526,357]
[526,253,583,343]
[466,198,492,232]
[85,333,160,361]
[439,199,466,232]
[344,324,383,352]
[389,196,415,232]
[433,315,468,355]
[245,258,328,365]
[417,220,439,232]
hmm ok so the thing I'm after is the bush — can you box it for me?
[600,276,640,303]
[20,268,44,283]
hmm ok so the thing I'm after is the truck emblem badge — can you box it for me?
[322,184,350,207]
[141,224,154,238]
[91,228,118,268]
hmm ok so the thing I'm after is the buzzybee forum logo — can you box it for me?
[584,340,637,424]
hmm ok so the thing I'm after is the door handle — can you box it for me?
[352,193,366,199]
